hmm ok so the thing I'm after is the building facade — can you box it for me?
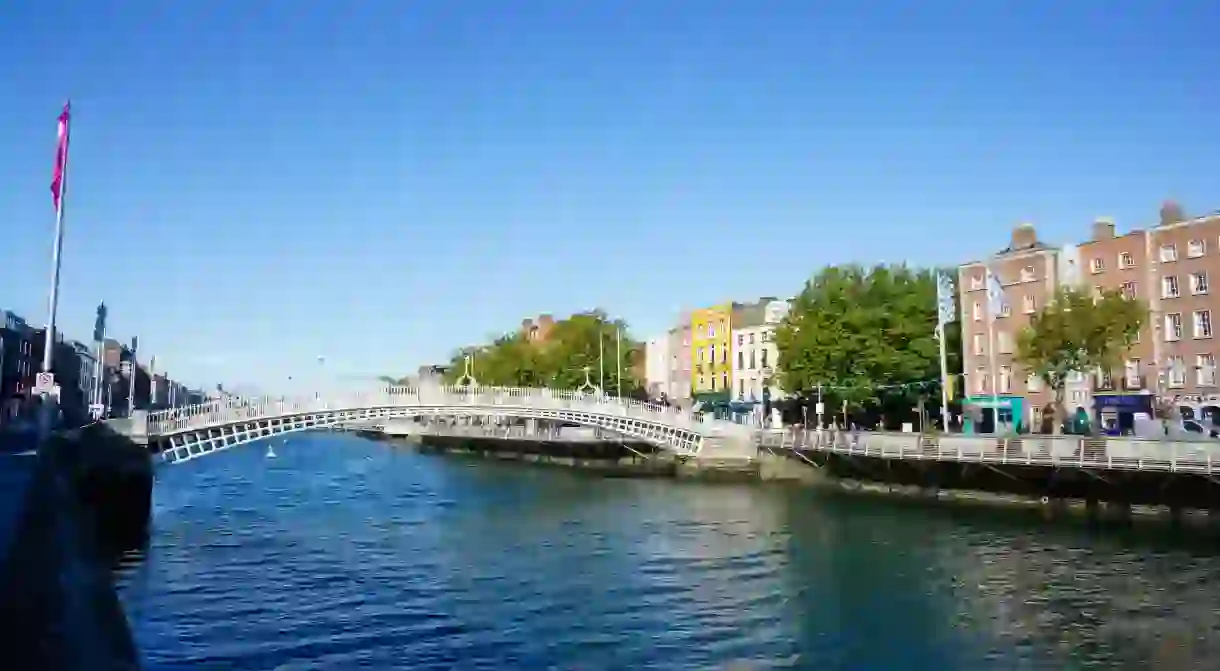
[666,322,692,405]
[958,223,1059,431]
[730,298,791,403]
[0,311,40,424]
[690,303,733,397]
[958,202,1220,432]
[644,335,671,399]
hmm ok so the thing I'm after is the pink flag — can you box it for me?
[50,101,71,211]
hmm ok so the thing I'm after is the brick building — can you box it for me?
[520,315,556,344]
[958,223,1060,431]
[959,202,1220,433]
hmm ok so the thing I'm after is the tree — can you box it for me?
[439,311,645,394]
[1016,286,1146,433]
[775,264,955,427]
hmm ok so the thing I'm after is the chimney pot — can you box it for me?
[1160,201,1186,226]
[1091,217,1116,241]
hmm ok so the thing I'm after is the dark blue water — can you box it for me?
[117,434,1220,669]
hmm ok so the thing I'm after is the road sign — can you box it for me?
[815,402,825,415]
[34,372,55,395]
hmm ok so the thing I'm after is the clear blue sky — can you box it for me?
[2,0,1218,393]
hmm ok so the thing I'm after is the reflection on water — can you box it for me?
[116,434,1220,669]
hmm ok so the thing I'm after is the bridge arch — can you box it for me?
[143,386,750,465]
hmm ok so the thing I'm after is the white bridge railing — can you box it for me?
[146,385,753,440]
[764,429,1220,474]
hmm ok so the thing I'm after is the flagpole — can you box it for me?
[986,269,1002,432]
[38,101,71,440]
[937,323,951,431]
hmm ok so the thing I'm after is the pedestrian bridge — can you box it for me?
[135,386,755,464]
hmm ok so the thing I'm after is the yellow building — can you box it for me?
[690,303,733,398]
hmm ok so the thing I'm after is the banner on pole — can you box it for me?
[936,272,957,326]
[985,267,1008,319]
[50,102,71,211]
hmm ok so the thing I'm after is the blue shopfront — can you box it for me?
[1092,392,1154,436]
[962,395,1027,434]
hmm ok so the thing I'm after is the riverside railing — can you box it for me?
[764,428,1220,474]
[144,385,754,439]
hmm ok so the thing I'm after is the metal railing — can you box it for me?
[763,429,1220,474]
[144,385,754,439]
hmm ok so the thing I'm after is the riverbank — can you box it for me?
[389,433,1220,527]
[0,423,151,670]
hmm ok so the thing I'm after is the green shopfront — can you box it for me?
[962,394,1027,434]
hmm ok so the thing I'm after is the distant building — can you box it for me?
[520,314,556,344]
[644,335,671,399]
[690,303,734,399]
[0,311,38,423]
[730,298,791,403]
[667,321,692,405]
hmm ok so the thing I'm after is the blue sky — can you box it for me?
[1,0,1218,393]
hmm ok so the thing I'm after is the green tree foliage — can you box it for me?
[775,264,957,421]
[1016,286,1146,432]
[441,311,644,394]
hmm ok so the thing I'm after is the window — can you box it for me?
[1090,258,1104,274]
[709,344,716,362]
[761,349,769,369]
[1160,244,1178,262]
[721,348,727,363]
[1193,310,1212,338]
[973,301,982,321]
[970,274,983,290]
[1120,281,1137,299]
[1125,359,1141,388]
[1022,295,1036,314]
[1020,266,1035,282]
[974,368,987,394]
[721,372,728,390]
[972,334,985,355]
[1098,368,1113,389]
[1198,355,1217,386]
[1026,374,1043,392]
[1166,313,1183,341]
[748,333,755,344]
[1119,252,1134,269]
[1168,356,1186,388]
[710,375,716,391]
[997,331,1012,354]
[999,302,1011,317]
[761,331,771,343]
[739,379,745,397]
[737,352,744,369]
[697,347,704,362]
[737,334,743,346]
[1191,271,1209,295]
[1188,239,1206,258]
[999,366,1012,393]
[1162,275,1180,298]
[749,349,756,369]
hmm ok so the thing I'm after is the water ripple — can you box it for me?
[117,434,1220,669]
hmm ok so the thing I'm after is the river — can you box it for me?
[116,433,1220,669]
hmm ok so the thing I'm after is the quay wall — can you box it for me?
[0,424,152,669]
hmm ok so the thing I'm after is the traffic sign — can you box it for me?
[815,402,825,415]
[34,372,55,395]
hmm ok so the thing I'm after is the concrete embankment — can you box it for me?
[413,434,679,477]
[0,424,152,670]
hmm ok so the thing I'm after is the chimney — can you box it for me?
[1091,217,1116,241]
[1010,223,1037,250]
[1159,201,1186,226]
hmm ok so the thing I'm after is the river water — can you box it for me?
[117,433,1220,670]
